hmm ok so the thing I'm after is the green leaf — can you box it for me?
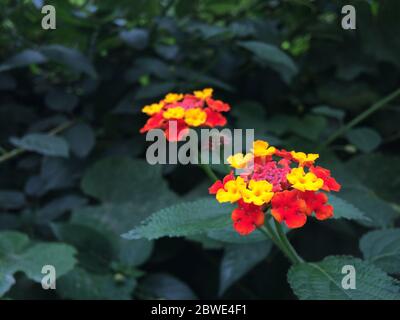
[347,154,400,203]
[0,49,47,72]
[290,115,327,141]
[119,28,149,50]
[360,229,400,274]
[63,123,95,158]
[219,241,271,296]
[338,187,398,228]
[312,105,345,121]
[122,198,233,240]
[208,227,266,244]
[288,256,400,300]
[0,231,77,297]
[346,127,382,153]
[0,190,25,210]
[40,45,97,78]
[328,194,369,222]
[58,267,136,300]
[44,89,79,112]
[81,156,174,203]
[51,223,114,273]
[71,203,154,267]
[10,133,69,157]
[239,41,298,83]
[139,273,197,300]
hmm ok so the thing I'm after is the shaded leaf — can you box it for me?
[122,198,233,240]
[0,49,47,72]
[0,231,76,297]
[58,267,136,300]
[360,229,400,274]
[10,133,69,157]
[139,273,197,300]
[219,241,271,296]
[288,256,400,300]
[346,127,382,153]
[239,41,298,83]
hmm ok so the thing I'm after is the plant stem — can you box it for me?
[321,87,400,147]
[259,224,297,265]
[199,163,219,182]
[273,220,304,264]
[0,120,75,165]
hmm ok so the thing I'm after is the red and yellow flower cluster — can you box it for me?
[140,88,230,141]
[209,140,341,235]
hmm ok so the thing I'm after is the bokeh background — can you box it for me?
[0,0,399,299]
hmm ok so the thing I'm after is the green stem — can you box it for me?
[273,220,304,264]
[321,87,400,147]
[199,163,219,182]
[0,120,75,165]
[259,224,297,265]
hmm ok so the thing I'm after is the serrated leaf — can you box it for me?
[81,156,175,203]
[360,229,400,274]
[58,267,136,300]
[239,41,298,83]
[0,231,77,297]
[122,199,233,240]
[207,227,266,244]
[10,133,69,157]
[288,256,400,300]
[51,223,114,273]
[338,187,398,228]
[328,194,369,221]
[71,203,154,267]
[346,127,382,153]
[219,241,271,296]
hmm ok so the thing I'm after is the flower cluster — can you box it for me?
[140,88,230,141]
[209,140,341,235]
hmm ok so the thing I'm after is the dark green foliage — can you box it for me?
[0,0,399,300]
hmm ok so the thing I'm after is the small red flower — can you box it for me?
[139,112,165,134]
[204,108,227,127]
[231,200,264,235]
[270,190,308,229]
[310,166,341,192]
[314,204,333,220]
[164,120,189,141]
[208,171,235,194]
[206,98,230,112]
[140,89,230,141]
[300,191,328,216]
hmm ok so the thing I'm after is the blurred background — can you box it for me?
[0,0,399,299]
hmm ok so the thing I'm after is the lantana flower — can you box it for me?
[209,140,341,235]
[140,88,230,141]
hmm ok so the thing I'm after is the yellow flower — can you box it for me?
[252,140,276,157]
[184,108,207,126]
[194,88,213,100]
[164,93,184,103]
[287,167,323,192]
[242,179,274,206]
[227,153,253,169]
[142,102,164,116]
[216,177,246,203]
[163,107,185,119]
[291,151,319,166]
